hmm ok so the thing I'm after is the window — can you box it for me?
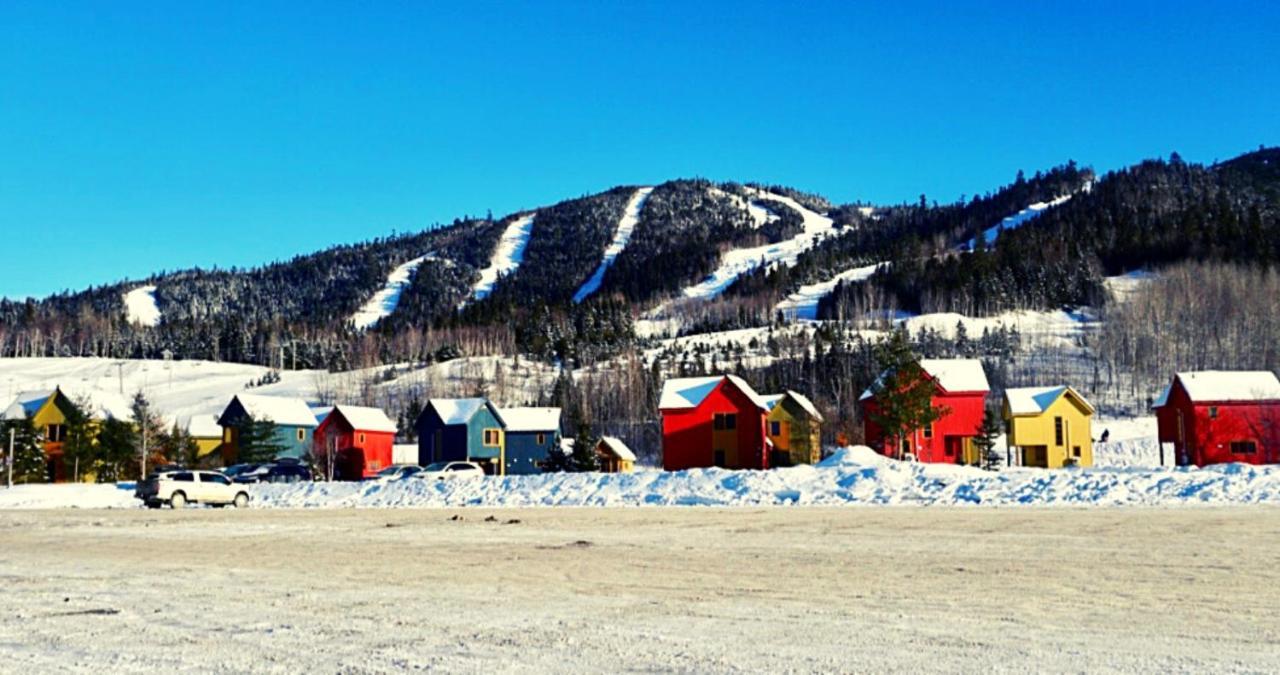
[1208,407,1218,420]
[1231,441,1257,455]
[45,424,66,442]
[713,450,726,467]
[536,433,546,445]
[1054,417,1064,446]
[770,421,781,436]
[1177,411,1186,443]
[483,429,501,446]
[358,433,366,444]
[205,473,231,485]
[296,429,306,442]
[1073,446,1081,458]
[172,472,194,482]
[923,423,933,439]
[714,413,737,431]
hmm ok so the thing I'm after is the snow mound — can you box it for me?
[574,187,653,303]
[351,255,435,330]
[123,286,161,327]
[466,213,536,305]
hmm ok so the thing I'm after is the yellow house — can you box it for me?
[594,436,636,473]
[1003,386,1094,468]
[763,390,824,467]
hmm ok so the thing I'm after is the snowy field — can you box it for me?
[2,507,1277,672]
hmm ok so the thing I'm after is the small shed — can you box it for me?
[594,436,636,473]
[763,390,824,466]
[1003,386,1094,467]
[1154,371,1280,466]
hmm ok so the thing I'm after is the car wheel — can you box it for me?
[170,491,187,509]
[233,492,249,509]
[145,500,161,509]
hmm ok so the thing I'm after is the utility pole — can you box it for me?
[7,428,13,488]
[141,421,148,478]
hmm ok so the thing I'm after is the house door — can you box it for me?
[944,437,964,464]
[712,413,738,467]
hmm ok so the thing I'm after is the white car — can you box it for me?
[417,461,485,480]
[135,470,251,509]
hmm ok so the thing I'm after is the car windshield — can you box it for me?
[376,466,401,477]
[423,462,449,471]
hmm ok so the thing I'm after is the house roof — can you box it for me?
[3,387,134,423]
[183,413,224,438]
[428,398,495,426]
[1005,386,1094,416]
[596,436,636,462]
[860,358,989,400]
[659,375,770,411]
[2,389,56,420]
[498,407,561,432]
[230,394,319,427]
[763,390,824,421]
[330,404,398,433]
[1158,371,1280,405]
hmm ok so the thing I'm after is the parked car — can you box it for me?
[221,463,263,480]
[233,463,313,484]
[417,461,485,480]
[135,470,250,509]
[371,464,423,481]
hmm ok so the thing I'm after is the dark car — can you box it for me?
[221,463,263,479]
[233,463,313,484]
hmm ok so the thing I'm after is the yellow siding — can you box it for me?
[767,401,821,466]
[194,437,223,459]
[1004,394,1093,468]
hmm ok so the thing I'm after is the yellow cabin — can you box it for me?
[764,390,824,466]
[594,436,636,473]
[1003,386,1094,468]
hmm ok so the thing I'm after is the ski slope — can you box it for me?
[679,189,838,300]
[465,213,536,305]
[573,187,654,303]
[776,262,886,320]
[351,255,435,330]
[123,286,161,327]
[966,194,1075,251]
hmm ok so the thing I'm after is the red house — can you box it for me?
[860,359,989,463]
[1154,371,1280,466]
[660,375,771,471]
[314,405,399,480]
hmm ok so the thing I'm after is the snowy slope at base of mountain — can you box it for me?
[123,286,161,327]
[777,262,886,320]
[7,445,1279,509]
[466,213,536,304]
[574,187,654,303]
[351,255,435,330]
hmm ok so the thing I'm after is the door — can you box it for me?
[944,437,963,463]
[712,413,738,467]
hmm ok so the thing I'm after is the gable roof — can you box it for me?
[861,358,989,400]
[1005,386,1094,416]
[498,407,561,433]
[764,390,824,421]
[1160,371,1280,405]
[329,405,398,433]
[3,389,56,420]
[3,387,133,423]
[227,394,319,427]
[596,436,636,462]
[659,375,770,411]
[427,398,501,426]
[183,413,224,438]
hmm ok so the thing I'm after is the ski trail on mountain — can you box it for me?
[124,286,161,327]
[775,262,886,320]
[965,192,1080,251]
[573,187,654,303]
[465,213,536,305]
[351,254,436,330]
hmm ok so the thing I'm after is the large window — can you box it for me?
[713,413,737,431]
[1054,417,1064,446]
[483,429,501,446]
[45,424,66,443]
[1231,441,1257,455]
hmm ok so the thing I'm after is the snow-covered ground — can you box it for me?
[122,286,161,327]
[1104,268,1156,302]
[465,212,536,304]
[573,187,653,303]
[965,193,1075,251]
[776,262,885,320]
[350,254,436,330]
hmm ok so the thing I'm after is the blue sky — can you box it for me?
[3,1,1277,299]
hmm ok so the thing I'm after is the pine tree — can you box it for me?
[975,407,1004,470]
[158,422,201,468]
[234,416,286,464]
[61,396,97,482]
[570,419,599,473]
[863,329,948,460]
[543,437,572,472]
[2,417,45,483]
[95,417,137,481]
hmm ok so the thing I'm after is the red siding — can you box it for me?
[314,414,396,479]
[1155,380,1280,466]
[862,377,987,463]
[661,379,768,471]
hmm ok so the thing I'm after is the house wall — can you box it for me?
[662,381,767,471]
[217,398,314,462]
[32,395,70,482]
[863,387,987,464]
[1006,396,1093,468]
[1157,383,1280,465]
[505,430,558,475]
[767,399,821,466]
[315,414,395,479]
[414,404,507,474]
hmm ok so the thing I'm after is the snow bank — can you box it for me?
[351,255,436,330]
[13,448,1280,509]
[123,286,161,327]
[573,187,653,303]
[466,213,536,304]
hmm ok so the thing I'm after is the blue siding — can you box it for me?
[415,401,506,472]
[218,397,315,461]
[504,430,559,475]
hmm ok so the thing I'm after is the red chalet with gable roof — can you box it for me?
[860,359,990,464]
[1154,371,1280,466]
[659,375,771,471]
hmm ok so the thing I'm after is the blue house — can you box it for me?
[218,394,319,462]
[415,398,507,475]
[497,407,561,475]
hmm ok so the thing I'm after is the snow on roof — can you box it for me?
[1172,371,1280,403]
[498,407,561,433]
[428,398,489,425]
[1004,386,1094,416]
[761,394,784,410]
[659,375,770,411]
[232,394,318,427]
[330,405,398,433]
[860,359,989,400]
[3,389,55,420]
[784,390,824,421]
[597,436,636,462]
[183,413,224,438]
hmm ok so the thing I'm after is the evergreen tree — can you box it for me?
[975,406,1004,470]
[95,417,137,481]
[863,329,948,460]
[157,422,201,468]
[233,416,286,464]
[130,391,165,476]
[569,415,599,473]
[2,417,45,484]
[61,396,97,482]
[543,437,572,472]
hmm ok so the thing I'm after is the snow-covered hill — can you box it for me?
[351,254,436,330]
[574,187,653,303]
[465,213,536,305]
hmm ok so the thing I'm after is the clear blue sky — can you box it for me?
[3,1,1277,300]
